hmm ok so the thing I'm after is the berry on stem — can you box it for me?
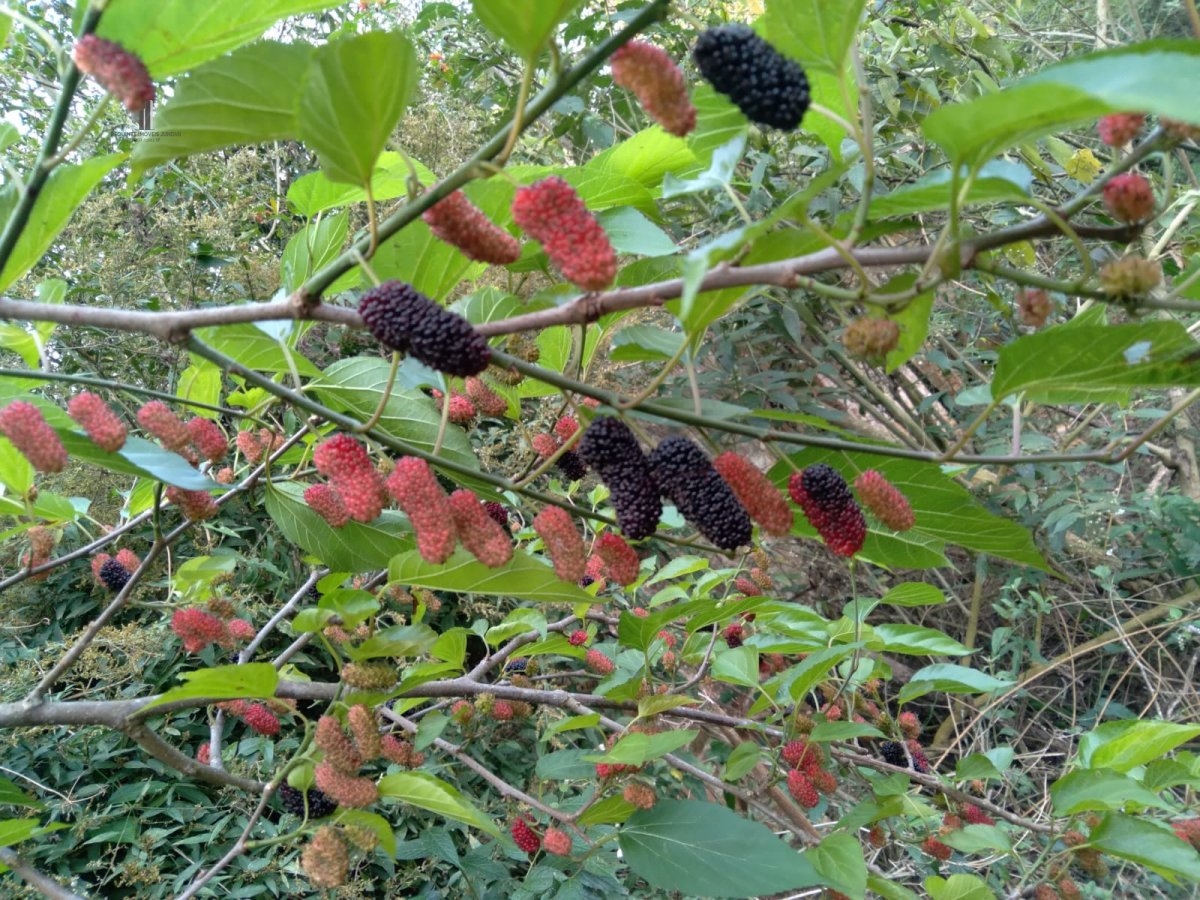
[0,401,68,473]
[511,177,617,291]
[422,189,521,264]
[358,280,490,376]
[610,40,697,137]
[692,24,809,130]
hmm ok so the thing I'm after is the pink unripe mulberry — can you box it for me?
[585,648,614,675]
[235,430,265,462]
[0,401,67,473]
[314,761,378,808]
[67,392,126,452]
[165,486,218,521]
[315,715,364,774]
[713,452,793,536]
[854,470,915,531]
[531,432,560,458]
[241,702,281,736]
[446,392,477,424]
[786,769,820,808]
[622,782,657,809]
[922,836,952,861]
[448,489,512,567]
[115,548,140,571]
[554,416,579,442]
[305,483,350,528]
[543,827,572,856]
[960,803,995,826]
[227,618,255,641]
[1103,172,1154,223]
[422,189,521,264]
[1097,113,1145,147]
[610,41,697,137]
[1017,288,1054,327]
[171,607,229,653]
[897,710,921,739]
[593,532,640,586]
[511,177,617,291]
[197,742,211,765]
[491,699,515,721]
[533,506,586,582]
[186,417,228,463]
[465,377,507,417]
[137,401,191,452]
[386,457,457,564]
[313,434,382,522]
[568,629,589,646]
[72,34,154,111]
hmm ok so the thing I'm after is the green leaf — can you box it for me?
[923,41,1200,162]
[0,324,39,368]
[61,433,222,492]
[589,730,698,766]
[176,360,223,412]
[809,832,867,898]
[609,325,686,363]
[470,0,585,60]
[598,207,678,258]
[940,825,1011,854]
[588,126,698,190]
[712,645,761,688]
[578,795,638,827]
[955,750,1012,780]
[870,161,1033,218]
[763,0,867,75]
[0,154,124,291]
[1051,769,1171,815]
[335,810,395,858]
[874,624,971,656]
[1089,812,1200,882]
[881,583,946,607]
[286,150,437,217]
[98,0,341,77]
[898,664,1015,704]
[1079,720,1200,773]
[388,549,597,604]
[868,874,920,900]
[312,358,478,474]
[298,31,418,186]
[992,321,1200,403]
[196,322,320,376]
[0,778,41,809]
[925,873,998,900]
[810,721,884,742]
[130,42,313,176]
[143,663,278,711]
[264,481,414,573]
[0,818,39,849]
[348,624,437,662]
[883,274,935,373]
[723,742,762,782]
[281,212,348,291]
[377,771,499,836]
[618,800,823,897]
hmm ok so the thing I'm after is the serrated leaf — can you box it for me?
[143,663,278,711]
[377,771,498,835]
[388,549,597,604]
[809,832,867,898]
[588,730,698,766]
[617,800,823,897]
[265,481,413,573]
[471,0,585,60]
[1089,812,1200,882]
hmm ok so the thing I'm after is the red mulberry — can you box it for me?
[611,40,697,137]
[593,532,640,586]
[533,506,586,582]
[422,189,521,264]
[568,629,589,646]
[922,836,952,861]
[712,452,793,536]
[386,457,458,563]
[692,24,809,131]
[585,648,615,675]
[304,483,350,528]
[358,280,490,376]
[448,489,512,567]
[650,437,751,551]
[511,177,617,291]
[1102,172,1155,223]
[483,501,509,528]
[465,376,507,417]
[577,417,661,540]
[445,392,476,424]
[241,702,281,736]
[165,486,219,521]
[313,434,382,523]
[72,34,154,111]
[511,817,541,854]
[786,770,820,808]
[315,715,364,773]
[67,392,126,452]
[1097,113,1144,147]
[186,417,228,463]
[788,465,866,557]
[137,401,191,452]
[554,416,579,442]
[171,607,229,653]
[0,401,67,473]
[853,470,915,531]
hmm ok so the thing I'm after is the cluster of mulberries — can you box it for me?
[788,465,867,557]
[137,401,191,452]
[72,34,154,111]
[278,784,338,818]
[422,189,521,264]
[843,318,901,362]
[578,417,661,540]
[92,548,138,590]
[650,437,751,551]
[692,24,809,131]
[235,427,284,464]
[0,401,68,473]
[591,532,640,586]
[67,392,126,452]
[1102,172,1155,224]
[165,485,219,521]
[853,470,915,531]
[511,177,617,291]
[386,457,457,563]
[510,817,541,854]
[712,452,793,536]
[171,607,234,653]
[533,506,586,582]
[1097,113,1145,147]
[358,280,490,376]
[449,489,513,567]
[610,40,696,137]
[300,825,350,889]
[465,376,507,417]
[312,434,383,523]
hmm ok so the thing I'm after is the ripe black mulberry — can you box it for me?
[358,281,490,376]
[692,24,809,130]
[650,436,751,551]
[578,417,661,540]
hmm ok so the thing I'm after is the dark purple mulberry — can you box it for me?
[556,449,588,482]
[98,557,132,592]
[278,784,338,818]
[649,436,751,551]
[483,501,509,528]
[692,24,809,131]
[358,281,490,376]
[788,464,867,558]
[578,418,662,540]
[879,740,906,768]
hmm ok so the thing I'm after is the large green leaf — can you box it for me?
[991,321,1200,404]
[281,212,348,292]
[131,42,313,176]
[470,0,585,60]
[762,0,867,75]
[1079,720,1200,773]
[142,663,278,711]
[196,322,321,376]
[388,549,597,604]
[923,41,1200,162]
[377,771,498,835]
[776,450,1048,570]
[264,481,414,573]
[311,358,478,474]
[286,151,438,217]
[809,832,867,899]
[97,0,341,77]
[870,161,1033,219]
[1050,769,1172,815]
[298,31,418,186]
[898,663,1015,704]
[1089,812,1200,882]
[618,800,823,897]
[0,154,124,291]
[588,126,699,191]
